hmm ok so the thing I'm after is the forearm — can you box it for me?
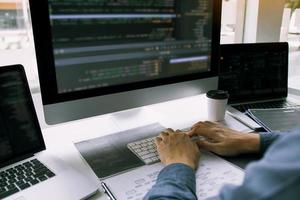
[237,133,260,154]
[144,163,197,200]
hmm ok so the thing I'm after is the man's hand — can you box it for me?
[155,129,200,170]
[188,121,260,156]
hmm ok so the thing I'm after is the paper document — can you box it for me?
[104,151,244,200]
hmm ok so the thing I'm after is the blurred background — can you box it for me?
[0,0,299,90]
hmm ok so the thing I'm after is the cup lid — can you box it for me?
[206,90,229,100]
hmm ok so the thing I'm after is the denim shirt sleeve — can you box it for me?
[143,163,197,200]
[144,127,300,200]
[258,126,300,153]
[143,133,282,200]
[259,132,281,153]
[207,127,300,200]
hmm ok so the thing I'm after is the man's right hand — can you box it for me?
[188,121,260,156]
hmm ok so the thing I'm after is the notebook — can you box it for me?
[0,65,97,200]
[247,107,300,132]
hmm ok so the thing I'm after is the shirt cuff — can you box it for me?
[144,163,197,200]
[259,132,281,153]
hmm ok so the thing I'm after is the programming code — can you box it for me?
[219,49,288,103]
[48,0,213,93]
[0,71,42,163]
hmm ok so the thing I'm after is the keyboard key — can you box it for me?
[37,175,47,182]
[0,182,8,187]
[25,172,34,177]
[138,151,148,156]
[8,178,17,183]
[18,174,26,179]
[46,172,55,178]
[135,149,142,153]
[23,162,33,168]
[127,137,161,165]
[144,159,153,164]
[18,183,31,190]
[29,179,39,185]
[6,184,16,190]
[16,180,25,186]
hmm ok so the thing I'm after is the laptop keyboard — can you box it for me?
[233,100,299,113]
[0,159,55,199]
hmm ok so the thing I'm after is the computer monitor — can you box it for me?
[29,0,222,125]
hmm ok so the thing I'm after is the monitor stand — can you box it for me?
[110,107,159,131]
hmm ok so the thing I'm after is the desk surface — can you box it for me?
[31,92,299,199]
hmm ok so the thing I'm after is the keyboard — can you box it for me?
[127,131,202,165]
[0,159,55,199]
[127,137,160,165]
[233,100,298,113]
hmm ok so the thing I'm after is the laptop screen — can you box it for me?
[0,65,45,167]
[219,42,289,104]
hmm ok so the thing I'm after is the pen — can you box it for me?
[101,182,117,200]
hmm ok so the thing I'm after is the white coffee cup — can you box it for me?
[206,90,229,122]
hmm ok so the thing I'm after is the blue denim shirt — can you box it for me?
[144,127,300,200]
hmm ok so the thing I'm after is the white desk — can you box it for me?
[31,93,251,200]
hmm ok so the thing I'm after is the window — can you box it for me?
[221,0,246,44]
[221,0,300,90]
[0,0,38,89]
[284,0,300,89]
[1,0,298,91]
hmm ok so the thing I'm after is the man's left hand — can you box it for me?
[155,129,200,170]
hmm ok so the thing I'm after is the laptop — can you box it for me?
[0,65,98,200]
[219,42,300,129]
